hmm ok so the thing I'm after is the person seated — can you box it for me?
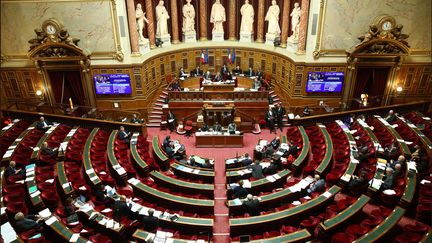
[188,157,200,167]
[201,158,213,169]
[382,142,399,160]
[384,110,396,123]
[5,161,24,178]
[264,158,280,174]
[36,116,53,131]
[14,212,43,233]
[214,73,223,82]
[178,67,188,79]
[164,142,175,158]
[347,171,368,192]
[204,70,212,80]
[393,163,403,178]
[248,160,264,179]
[118,126,131,144]
[256,69,264,80]
[225,71,233,80]
[64,198,79,224]
[162,135,171,149]
[167,110,176,133]
[244,66,255,77]
[201,123,209,132]
[191,66,203,77]
[411,145,424,160]
[113,195,132,221]
[94,184,111,206]
[415,157,429,174]
[388,155,406,170]
[220,64,228,75]
[41,142,58,159]
[170,80,181,91]
[228,122,237,134]
[173,144,186,162]
[270,136,280,150]
[131,114,144,124]
[268,94,274,104]
[238,153,253,166]
[287,141,300,157]
[232,65,242,75]
[232,180,248,199]
[213,122,222,132]
[302,106,311,117]
[252,78,261,90]
[141,209,159,232]
[380,167,395,191]
[242,194,260,216]
[307,174,325,194]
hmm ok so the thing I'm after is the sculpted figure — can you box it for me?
[265,0,281,35]
[240,0,254,34]
[155,0,170,37]
[182,0,196,33]
[289,2,301,41]
[210,0,226,33]
[136,3,149,41]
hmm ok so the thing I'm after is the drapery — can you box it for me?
[48,70,85,106]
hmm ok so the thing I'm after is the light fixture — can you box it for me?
[36,90,42,96]
[396,86,403,92]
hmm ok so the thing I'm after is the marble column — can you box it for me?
[126,0,140,54]
[280,0,291,48]
[256,0,265,43]
[199,0,208,41]
[296,0,310,54]
[144,0,156,48]
[170,0,180,44]
[228,0,236,40]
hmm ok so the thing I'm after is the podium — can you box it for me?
[202,103,235,127]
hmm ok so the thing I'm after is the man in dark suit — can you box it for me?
[178,67,187,78]
[204,71,212,80]
[170,80,181,91]
[113,196,132,221]
[244,66,255,77]
[256,69,263,80]
[232,180,248,199]
[131,114,144,124]
[118,126,131,144]
[167,110,176,132]
[213,122,222,132]
[248,160,264,179]
[228,122,237,134]
[5,161,24,178]
[14,212,43,233]
[142,209,159,232]
[265,108,276,134]
[347,171,368,192]
[192,66,203,76]
[36,116,52,132]
[41,142,58,158]
[94,184,111,206]
[232,65,242,75]
[242,194,260,216]
[239,153,253,166]
[384,110,396,123]
[270,137,280,150]
[201,123,209,132]
[287,141,300,157]
[307,175,326,194]
[214,73,223,82]
[164,142,175,158]
[162,135,171,149]
[380,167,395,191]
[220,64,228,75]
[274,103,286,131]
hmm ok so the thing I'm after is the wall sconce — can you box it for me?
[396,86,403,93]
[35,90,44,100]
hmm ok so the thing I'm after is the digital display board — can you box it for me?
[94,74,132,95]
[305,72,344,93]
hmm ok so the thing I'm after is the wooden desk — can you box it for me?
[335,120,358,185]
[130,132,149,174]
[315,123,333,175]
[152,136,169,169]
[202,83,235,91]
[292,126,310,170]
[1,122,36,163]
[82,128,101,186]
[56,162,74,196]
[232,229,311,243]
[195,133,243,148]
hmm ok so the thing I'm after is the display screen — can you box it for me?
[305,72,344,92]
[94,74,132,95]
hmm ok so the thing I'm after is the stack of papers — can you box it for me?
[241,180,252,188]
[38,208,52,218]
[370,179,383,190]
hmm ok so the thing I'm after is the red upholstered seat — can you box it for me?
[331,232,355,243]
[89,233,112,243]
[346,224,369,237]
[300,216,320,231]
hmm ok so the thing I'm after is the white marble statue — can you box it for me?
[156,0,170,37]
[240,0,254,34]
[265,0,281,35]
[210,0,226,33]
[136,3,149,41]
[288,2,301,42]
[182,0,195,33]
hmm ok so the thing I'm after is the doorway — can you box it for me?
[352,67,390,108]
[47,70,86,107]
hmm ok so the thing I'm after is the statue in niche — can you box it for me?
[155,0,170,37]
[182,0,196,34]
[210,0,226,33]
[265,0,281,35]
[136,3,149,41]
[288,2,301,42]
[240,0,254,34]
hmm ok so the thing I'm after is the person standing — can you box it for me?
[265,108,276,134]
[274,103,286,131]
[167,110,176,132]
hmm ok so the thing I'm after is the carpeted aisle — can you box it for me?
[213,158,230,242]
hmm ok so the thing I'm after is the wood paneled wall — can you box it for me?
[392,64,432,104]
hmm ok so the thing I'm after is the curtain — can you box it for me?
[64,71,86,106]
[354,67,390,107]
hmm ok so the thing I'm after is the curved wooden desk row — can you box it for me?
[315,123,334,175]
[130,132,149,173]
[107,130,128,181]
[30,124,59,161]
[82,128,102,186]
[1,121,37,163]
[397,115,432,150]
[318,195,370,234]
[127,177,214,214]
[291,126,310,169]
[57,126,79,158]
[152,136,169,169]
[133,228,312,243]
[56,162,74,196]
[150,170,214,197]
[229,185,341,235]
[26,165,45,212]
[0,119,19,137]
[335,120,359,185]
[375,116,411,157]
[353,206,405,243]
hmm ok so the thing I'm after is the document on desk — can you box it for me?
[266,175,276,182]
[242,180,251,188]
[69,233,79,242]
[232,198,242,206]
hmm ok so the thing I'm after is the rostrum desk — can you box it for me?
[195,132,243,148]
